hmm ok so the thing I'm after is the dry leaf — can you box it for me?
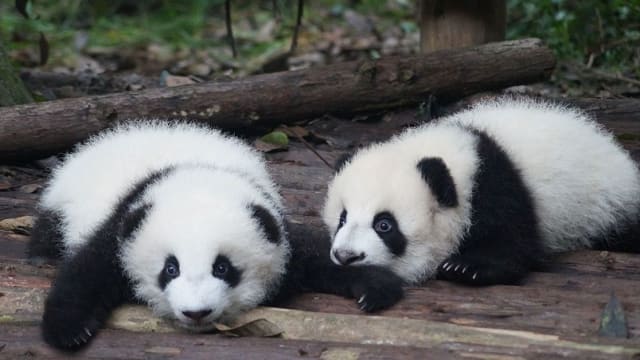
[278,125,309,138]
[0,216,34,235]
[19,184,42,194]
[214,318,283,337]
[161,72,197,87]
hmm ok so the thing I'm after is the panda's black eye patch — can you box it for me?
[372,212,407,256]
[374,218,393,233]
[212,255,241,287]
[338,209,347,229]
[158,255,180,290]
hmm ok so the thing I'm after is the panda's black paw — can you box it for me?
[351,267,404,312]
[42,297,101,351]
[437,254,526,286]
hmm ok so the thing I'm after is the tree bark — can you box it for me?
[0,42,34,106]
[418,0,506,53]
[0,38,555,162]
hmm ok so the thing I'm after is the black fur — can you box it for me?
[269,221,404,312]
[40,168,170,351]
[334,152,354,172]
[27,208,66,264]
[212,254,242,287]
[251,204,281,244]
[417,157,458,207]
[437,130,543,286]
[593,220,640,253]
[372,212,407,256]
[158,255,180,290]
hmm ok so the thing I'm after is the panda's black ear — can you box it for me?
[251,204,281,244]
[334,152,354,172]
[119,203,152,239]
[417,157,458,208]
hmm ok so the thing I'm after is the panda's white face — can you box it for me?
[120,169,288,329]
[323,127,478,284]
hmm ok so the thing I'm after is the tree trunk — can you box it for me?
[418,0,506,52]
[0,39,555,162]
[0,43,33,106]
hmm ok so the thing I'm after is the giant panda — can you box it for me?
[29,121,402,351]
[323,97,640,287]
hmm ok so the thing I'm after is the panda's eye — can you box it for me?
[374,218,393,233]
[212,255,241,287]
[164,262,180,278]
[214,262,228,276]
[338,209,347,228]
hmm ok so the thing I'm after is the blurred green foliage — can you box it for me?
[507,0,640,70]
[0,0,637,72]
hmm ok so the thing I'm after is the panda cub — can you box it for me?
[29,122,290,349]
[30,122,402,351]
[324,98,640,286]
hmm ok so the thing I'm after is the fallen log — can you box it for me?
[0,38,555,162]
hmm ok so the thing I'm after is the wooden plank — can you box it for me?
[2,256,639,338]
[0,306,640,359]
[0,324,453,360]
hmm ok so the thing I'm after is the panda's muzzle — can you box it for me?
[333,249,366,266]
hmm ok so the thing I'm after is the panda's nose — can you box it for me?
[333,249,366,265]
[182,309,212,321]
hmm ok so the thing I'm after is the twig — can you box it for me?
[280,126,333,169]
[225,0,237,58]
[587,67,640,87]
[298,135,333,170]
[290,0,304,53]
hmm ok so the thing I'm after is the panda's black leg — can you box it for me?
[304,260,404,312]
[27,209,66,265]
[437,252,530,285]
[42,242,132,351]
[273,223,404,312]
[437,235,541,286]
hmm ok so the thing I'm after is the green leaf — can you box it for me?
[260,131,289,147]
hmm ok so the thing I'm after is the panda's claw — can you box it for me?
[472,272,478,280]
[350,266,404,313]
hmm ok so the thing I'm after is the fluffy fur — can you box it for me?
[323,98,640,286]
[29,122,289,350]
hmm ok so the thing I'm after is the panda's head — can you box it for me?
[323,131,475,284]
[119,167,288,330]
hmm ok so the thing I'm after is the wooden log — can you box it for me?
[0,39,555,162]
[0,324,455,360]
[418,0,506,52]
[2,248,639,339]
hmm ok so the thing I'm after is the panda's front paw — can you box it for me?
[42,297,101,351]
[351,267,404,312]
[437,254,526,285]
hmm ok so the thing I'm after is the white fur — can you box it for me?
[323,98,640,284]
[41,121,289,328]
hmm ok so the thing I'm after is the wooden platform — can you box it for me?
[1,104,640,359]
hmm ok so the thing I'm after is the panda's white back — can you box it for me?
[446,99,640,251]
[41,121,277,252]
